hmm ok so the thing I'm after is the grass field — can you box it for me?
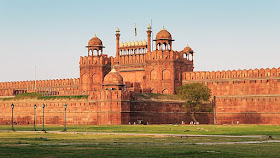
[1,125,280,157]
[1,124,280,136]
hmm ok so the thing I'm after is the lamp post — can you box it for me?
[42,103,46,132]
[34,104,37,131]
[63,104,67,132]
[11,103,15,131]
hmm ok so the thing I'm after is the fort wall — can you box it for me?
[183,67,280,124]
[130,101,213,124]
[0,99,213,125]
[0,78,80,97]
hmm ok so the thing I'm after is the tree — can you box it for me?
[177,83,211,124]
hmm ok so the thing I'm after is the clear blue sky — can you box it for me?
[0,0,279,82]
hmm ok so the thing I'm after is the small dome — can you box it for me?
[103,68,123,85]
[88,34,103,46]
[124,42,128,47]
[183,45,193,53]
[131,41,135,46]
[135,41,139,45]
[128,42,131,46]
[139,40,143,45]
[143,40,147,45]
[120,42,124,47]
[116,28,120,32]
[156,27,172,40]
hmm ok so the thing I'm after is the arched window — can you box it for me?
[92,73,100,83]
[150,69,157,80]
[162,69,171,80]
[162,89,170,94]
[151,88,156,93]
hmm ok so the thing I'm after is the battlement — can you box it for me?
[183,67,280,81]
[89,89,131,101]
[79,55,111,66]
[0,78,80,88]
[0,78,80,96]
[146,50,192,64]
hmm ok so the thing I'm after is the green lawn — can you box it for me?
[1,124,280,136]
[1,143,280,158]
[1,125,280,157]
[0,132,279,158]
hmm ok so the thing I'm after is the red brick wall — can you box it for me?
[183,67,280,124]
[0,99,128,125]
[0,99,214,125]
[215,97,280,124]
[130,101,214,124]
[0,78,80,96]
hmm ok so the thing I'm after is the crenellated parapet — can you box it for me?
[79,55,111,68]
[89,89,131,101]
[0,78,80,96]
[183,67,280,82]
[146,50,193,64]
[182,67,280,97]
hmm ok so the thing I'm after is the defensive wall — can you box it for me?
[0,78,80,96]
[0,98,213,125]
[183,67,280,124]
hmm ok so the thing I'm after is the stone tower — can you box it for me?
[89,68,131,125]
[79,35,111,94]
[145,27,194,94]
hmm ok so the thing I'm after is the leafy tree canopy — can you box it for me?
[177,83,211,113]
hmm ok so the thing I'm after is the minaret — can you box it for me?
[147,24,152,52]
[115,28,120,56]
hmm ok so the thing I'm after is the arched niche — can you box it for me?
[150,69,157,80]
[162,69,171,80]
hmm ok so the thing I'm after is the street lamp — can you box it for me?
[11,103,15,131]
[42,103,46,132]
[34,104,37,131]
[63,104,67,132]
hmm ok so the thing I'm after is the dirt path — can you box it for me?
[2,140,280,146]
[10,130,265,138]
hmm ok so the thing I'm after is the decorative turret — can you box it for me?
[182,45,194,61]
[154,27,174,50]
[86,35,105,56]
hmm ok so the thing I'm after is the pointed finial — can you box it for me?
[116,27,120,34]
[147,24,151,30]
[94,34,97,38]
[111,67,117,73]
[162,26,166,30]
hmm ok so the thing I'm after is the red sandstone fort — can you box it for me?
[1,25,280,125]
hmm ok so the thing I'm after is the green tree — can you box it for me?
[177,83,211,124]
